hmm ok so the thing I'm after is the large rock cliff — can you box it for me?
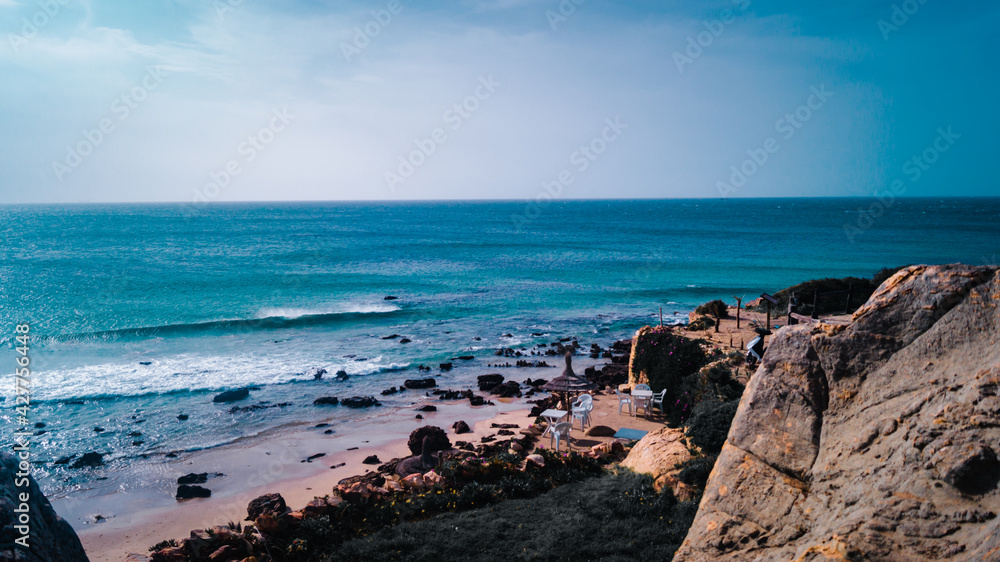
[1,452,89,561]
[676,265,1000,561]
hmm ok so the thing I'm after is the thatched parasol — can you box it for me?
[542,353,597,437]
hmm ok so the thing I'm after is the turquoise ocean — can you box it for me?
[1,198,999,495]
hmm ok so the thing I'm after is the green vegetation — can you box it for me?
[750,266,907,317]
[685,315,715,331]
[629,328,710,426]
[694,299,728,318]
[331,471,699,562]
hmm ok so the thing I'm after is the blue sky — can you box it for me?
[1,0,997,203]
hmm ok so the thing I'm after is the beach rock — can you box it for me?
[439,363,453,372]
[175,485,211,500]
[362,455,381,465]
[452,420,471,434]
[335,370,349,380]
[0,452,90,561]
[382,334,400,339]
[490,380,522,398]
[177,473,208,485]
[213,389,250,403]
[469,395,487,406]
[341,396,380,408]
[526,454,545,467]
[455,355,474,361]
[416,405,437,412]
[677,264,1000,561]
[381,386,399,395]
[70,452,104,469]
[246,493,287,521]
[177,414,189,421]
[477,374,504,391]
[207,545,239,561]
[399,338,411,344]
[384,295,398,300]
[585,425,616,437]
[407,426,451,456]
[621,427,693,493]
[404,378,436,389]
[307,367,327,380]
[313,396,339,406]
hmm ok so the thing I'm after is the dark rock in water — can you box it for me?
[53,455,75,465]
[362,455,381,465]
[129,431,142,437]
[66,400,84,405]
[177,414,189,421]
[324,429,334,434]
[418,365,431,372]
[34,430,46,436]
[407,426,451,455]
[490,380,522,398]
[347,447,359,451]
[335,370,349,380]
[139,361,152,365]
[0,453,90,560]
[455,355,474,361]
[165,452,178,458]
[415,414,423,420]
[93,427,104,432]
[231,402,292,414]
[213,389,250,403]
[416,405,437,412]
[35,422,46,428]
[502,333,514,338]
[439,363,453,372]
[176,485,211,499]
[452,420,471,434]
[305,453,326,463]
[313,396,340,406]
[381,386,400,395]
[247,493,287,520]
[384,295,398,300]
[531,332,545,336]
[178,472,208,485]
[309,367,327,380]
[70,452,103,469]
[478,374,504,391]
[399,338,412,344]
[132,440,144,446]
[382,334,400,339]
[404,378,436,389]
[473,337,482,341]
[315,423,329,428]
[341,396,380,408]
[469,395,487,406]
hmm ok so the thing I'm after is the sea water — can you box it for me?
[1,198,998,496]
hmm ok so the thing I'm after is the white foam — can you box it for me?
[255,302,399,319]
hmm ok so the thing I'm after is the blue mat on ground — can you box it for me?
[614,428,648,441]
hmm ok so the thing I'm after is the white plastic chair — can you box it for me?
[550,422,573,451]
[571,396,593,430]
[634,383,651,391]
[650,389,667,415]
[614,389,633,415]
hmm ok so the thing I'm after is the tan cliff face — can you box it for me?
[675,264,1000,561]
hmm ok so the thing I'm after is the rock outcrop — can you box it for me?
[0,453,90,561]
[621,427,695,500]
[677,265,1000,561]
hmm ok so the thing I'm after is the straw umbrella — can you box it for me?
[541,352,597,446]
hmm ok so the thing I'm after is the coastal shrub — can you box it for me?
[677,454,719,489]
[686,315,714,331]
[630,328,709,425]
[751,266,907,318]
[695,299,729,318]
[685,398,740,453]
[331,471,700,562]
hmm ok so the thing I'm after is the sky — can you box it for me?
[1,0,997,203]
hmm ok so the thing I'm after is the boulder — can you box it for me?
[362,455,381,465]
[490,380,522,398]
[416,405,437,412]
[0,453,90,561]
[177,473,207,485]
[477,374,504,391]
[620,427,693,493]
[313,396,339,406]
[70,452,103,469]
[246,493,287,521]
[212,389,250,403]
[340,396,380,408]
[584,425,616,437]
[175,485,211,500]
[407,426,451,456]
[677,265,1000,561]
[439,363,453,372]
[404,378,436,389]
[452,420,471,434]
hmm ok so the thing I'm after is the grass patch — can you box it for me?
[330,471,698,561]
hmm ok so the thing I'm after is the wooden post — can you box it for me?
[733,296,742,329]
[659,307,663,327]
[714,309,720,332]
[811,289,819,320]
[766,301,772,331]
[845,284,853,314]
